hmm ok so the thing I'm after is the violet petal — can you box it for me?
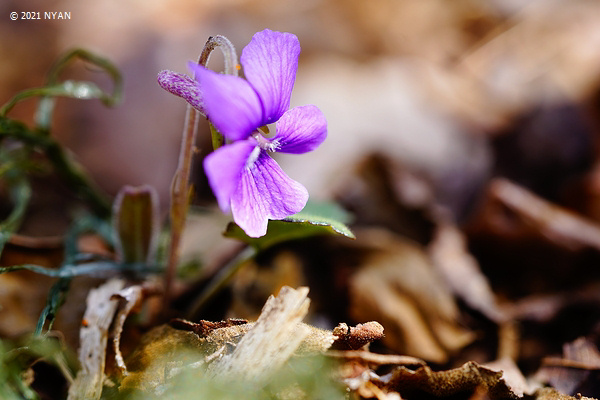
[241,29,300,124]
[231,151,308,237]
[203,139,258,212]
[188,62,262,141]
[274,105,327,154]
[157,70,204,112]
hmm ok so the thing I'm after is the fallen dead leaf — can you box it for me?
[348,228,474,363]
[429,223,504,323]
[118,286,382,396]
[485,357,537,397]
[375,361,514,399]
[481,178,600,252]
[535,337,600,397]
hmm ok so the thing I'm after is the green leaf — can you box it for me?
[224,201,355,251]
[0,48,123,129]
[37,48,123,131]
[35,277,71,335]
[0,117,112,217]
[0,81,102,116]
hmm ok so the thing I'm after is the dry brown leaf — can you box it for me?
[376,361,515,399]
[535,337,600,397]
[535,387,596,400]
[119,286,383,394]
[121,317,354,392]
[206,286,313,383]
[466,178,600,301]
[332,155,436,244]
[0,270,56,337]
[119,324,227,392]
[341,357,596,399]
[348,228,474,363]
[484,179,600,252]
[503,284,600,324]
[429,223,504,323]
[485,357,536,397]
[0,239,63,337]
[461,1,600,107]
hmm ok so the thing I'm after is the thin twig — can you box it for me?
[541,357,600,371]
[326,350,426,367]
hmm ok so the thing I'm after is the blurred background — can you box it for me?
[2,0,600,216]
[3,0,600,383]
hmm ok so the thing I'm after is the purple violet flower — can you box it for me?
[161,29,327,237]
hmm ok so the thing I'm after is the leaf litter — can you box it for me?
[3,1,600,399]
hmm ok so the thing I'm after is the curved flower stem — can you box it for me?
[186,245,256,321]
[163,103,199,309]
[200,35,239,151]
[163,35,238,311]
[199,35,239,76]
[200,35,238,151]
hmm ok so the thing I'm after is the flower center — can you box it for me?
[251,131,280,152]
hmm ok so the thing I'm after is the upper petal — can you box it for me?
[157,70,204,113]
[241,29,301,124]
[230,151,308,237]
[273,105,327,154]
[203,139,258,212]
[188,62,262,141]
